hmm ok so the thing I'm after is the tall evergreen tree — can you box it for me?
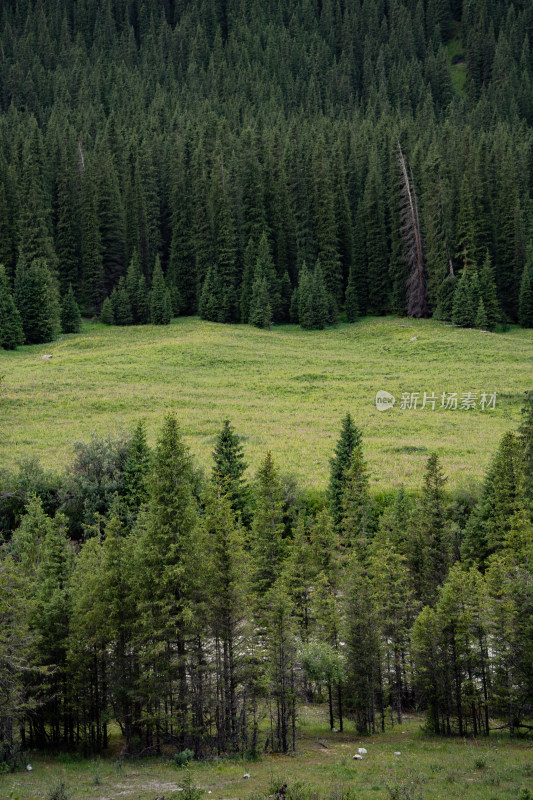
[328,414,362,532]
[0,264,24,349]
[14,258,60,344]
[60,284,82,333]
[150,256,172,325]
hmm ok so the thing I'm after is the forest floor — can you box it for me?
[1,316,532,491]
[1,708,533,800]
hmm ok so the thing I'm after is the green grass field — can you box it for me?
[1,316,532,491]
[1,710,532,800]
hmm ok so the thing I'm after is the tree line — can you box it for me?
[1,0,533,348]
[1,394,532,766]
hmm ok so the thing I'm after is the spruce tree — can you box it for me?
[249,275,272,329]
[212,419,249,520]
[298,262,315,330]
[14,258,60,344]
[100,296,114,324]
[125,250,144,324]
[328,414,362,532]
[479,251,500,330]
[0,264,24,349]
[60,284,82,333]
[240,237,257,324]
[150,256,172,325]
[434,273,456,320]
[113,277,133,326]
[345,266,359,323]
[518,251,533,328]
[452,268,475,327]
[311,259,329,330]
[475,297,488,330]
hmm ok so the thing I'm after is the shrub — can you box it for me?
[174,748,194,767]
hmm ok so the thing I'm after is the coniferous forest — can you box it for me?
[0,0,533,346]
[1,398,533,763]
[1,0,533,783]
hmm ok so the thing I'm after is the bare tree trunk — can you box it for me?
[398,142,428,318]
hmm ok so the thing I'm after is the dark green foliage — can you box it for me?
[0,264,24,349]
[434,273,456,321]
[518,250,533,328]
[14,258,60,344]
[479,251,500,330]
[150,257,172,325]
[249,275,272,329]
[100,296,114,325]
[60,285,82,334]
[345,266,359,323]
[298,260,330,330]
[328,414,362,532]
[475,297,488,330]
[125,251,149,325]
[452,268,475,327]
[212,419,249,520]
[112,278,133,326]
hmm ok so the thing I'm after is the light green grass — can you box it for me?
[1,710,532,800]
[1,316,532,491]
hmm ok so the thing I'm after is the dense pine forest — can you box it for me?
[1,396,532,764]
[1,0,533,346]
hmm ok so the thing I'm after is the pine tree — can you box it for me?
[475,297,488,330]
[328,414,362,532]
[311,260,329,330]
[60,284,82,333]
[204,483,249,753]
[479,251,500,330]
[212,419,249,520]
[100,296,114,324]
[240,237,257,324]
[434,273,456,320]
[418,452,450,604]
[518,250,533,328]
[341,444,371,551]
[455,175,478,273]
[14,258,60,344]
[0,264,24,349]
[150,256,172,325]
[345,266,359,323]
[125,250,144,324]
[363,151,388,314]
[80,163,105,313]
[250,452,286,604]
[310,135,342,305]
[452,268,475,327]
[298,262,315,330]
[135,414,201,748]
[113,277,133,326]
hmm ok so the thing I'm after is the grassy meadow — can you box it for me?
[1,316,532,491]
[1,710,532,800]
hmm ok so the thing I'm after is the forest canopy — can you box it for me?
[0,0,533,345]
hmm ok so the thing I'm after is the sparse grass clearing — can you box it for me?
[1,710,532,800]
[1,316,531,490]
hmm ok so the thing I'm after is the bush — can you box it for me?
[47,781,71,800]
[173,748,194,767]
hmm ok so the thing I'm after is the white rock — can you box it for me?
[332,727,339,733]
[352,754,363,760]
[394,752,401,756]
[358,747,367,755]
[409,336,417,342]
[26,764,32,771]
[42,354,53,360]
[243,773,251,779]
